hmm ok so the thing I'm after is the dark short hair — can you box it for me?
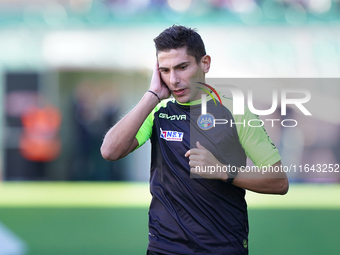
[154,25,206,64]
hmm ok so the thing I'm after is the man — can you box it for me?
[101,25,289,255]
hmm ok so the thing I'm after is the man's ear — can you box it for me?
[201,55,211,73]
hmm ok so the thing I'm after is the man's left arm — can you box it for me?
[232,160,288,194]
[185,141,289,195]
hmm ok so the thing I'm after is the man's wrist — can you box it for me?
[223,165,239,184]
[144,90,161,106]
[147,90,161,103]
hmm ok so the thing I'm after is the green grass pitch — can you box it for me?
[0,182,339,255]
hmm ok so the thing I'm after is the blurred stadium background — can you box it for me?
[0,0,340,254]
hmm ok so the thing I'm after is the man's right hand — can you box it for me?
[149,62,171,100]
[101,62,169,161]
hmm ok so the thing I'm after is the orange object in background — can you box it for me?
[20,106,62,162]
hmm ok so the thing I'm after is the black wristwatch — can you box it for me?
[225,165,238,184]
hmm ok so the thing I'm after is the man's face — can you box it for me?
[157,47,210,104]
